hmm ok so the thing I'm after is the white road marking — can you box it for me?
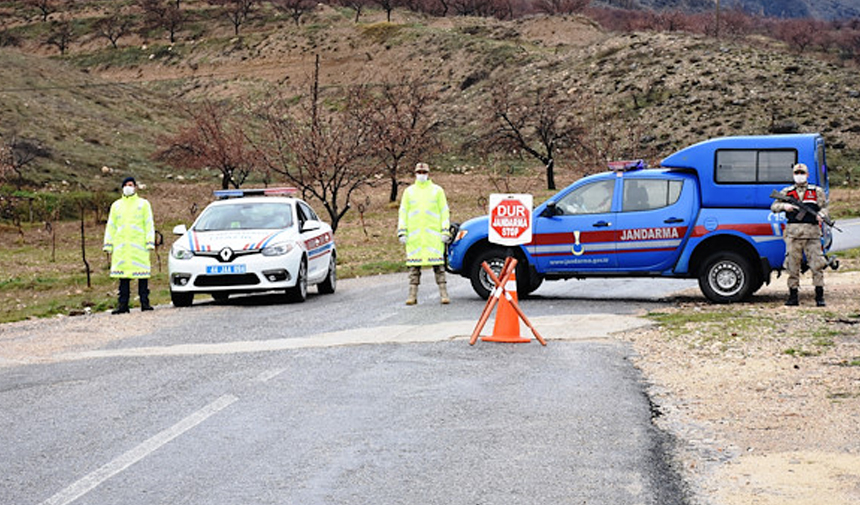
[255,367,288,382]
[56,315,650,361]
[40,394,238,505]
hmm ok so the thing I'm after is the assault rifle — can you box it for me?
[770,189,841,232]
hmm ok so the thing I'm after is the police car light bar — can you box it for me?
[214,187,299,199]
[607,159,647,172]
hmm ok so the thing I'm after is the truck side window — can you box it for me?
[716,149,796,183]
[622,179,683,212]
[556,180,614,215]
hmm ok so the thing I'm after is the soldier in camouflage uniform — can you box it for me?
[770,163,829,306]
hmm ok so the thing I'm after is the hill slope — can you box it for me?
[3,8,860,189]
[624,0,860,20]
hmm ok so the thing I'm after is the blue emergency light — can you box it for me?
[214,187,299,199]
[607,159,647,172]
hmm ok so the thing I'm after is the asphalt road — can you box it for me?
[0,271,694,505]
[5,219,858,505]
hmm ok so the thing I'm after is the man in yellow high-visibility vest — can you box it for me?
[103,176,155,313]
[397,163,451,305]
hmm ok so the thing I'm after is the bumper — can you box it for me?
[168,249,303,294]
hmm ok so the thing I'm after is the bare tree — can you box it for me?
[449,0,515,18]
[24,0,59,22]
[353,78,442,203]
[154,101,260,189]
[208,0,256,36]
[0,134,46,189]
[483,82,584,190]
[256,57,375,232]
[44,17,75,55]
[338,0,370,22]
[834,27,860,62]
[138,0,185,43]
[272,0,315,26]
[534,0,589,15]
[779,18,816,52]
[374,0,397,22]
[95,7,133,48]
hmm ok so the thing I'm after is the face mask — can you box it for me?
[416,174,429,183]
[123,185,136,197]
[793,174,807,185]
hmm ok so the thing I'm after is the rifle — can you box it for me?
[770,189,841,232]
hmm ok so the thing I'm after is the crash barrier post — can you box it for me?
[469,258,546,346]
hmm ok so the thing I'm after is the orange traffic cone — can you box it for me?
[482,269,530,343]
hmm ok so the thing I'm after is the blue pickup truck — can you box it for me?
[447,134,837,303]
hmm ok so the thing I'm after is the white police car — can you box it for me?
[168,188,336,307]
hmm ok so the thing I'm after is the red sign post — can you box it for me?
[488,194,532,246]
[471,194,543,345]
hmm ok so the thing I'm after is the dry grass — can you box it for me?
[1,175,857,323]
[0,170,554,323]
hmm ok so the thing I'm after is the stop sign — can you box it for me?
[488,194,533,246]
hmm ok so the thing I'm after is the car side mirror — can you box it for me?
[301,219,321,232]
[172,224,187,235]
[541,201,559,217]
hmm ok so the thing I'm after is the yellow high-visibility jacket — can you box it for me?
[103,194,155,279]
[397,180,450,266]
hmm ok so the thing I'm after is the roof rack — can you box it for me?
[607,159,647,172]
[213,187,299,199]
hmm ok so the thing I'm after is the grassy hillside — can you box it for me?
[0,48,188,189]
[3,5,860,193]
[623,0,860,20]
[4,3,860,322]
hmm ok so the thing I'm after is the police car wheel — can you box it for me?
[171,291,194,307]
[286,258,308,303]
[698,252,754,304]
[469,247,531,300]
[318,255,336,294]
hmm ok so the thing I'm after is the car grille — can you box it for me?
[194,274,260,287]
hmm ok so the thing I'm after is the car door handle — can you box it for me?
[592,221,611,227]
[664,217,684,224]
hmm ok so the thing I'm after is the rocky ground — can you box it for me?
[621,262,860,505]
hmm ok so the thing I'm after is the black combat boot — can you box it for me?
[139,279,153,311]
[815,286,825,307]
[785,288,799,306]
[111,303,130,315]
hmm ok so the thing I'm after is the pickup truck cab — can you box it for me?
[447,134,834,303]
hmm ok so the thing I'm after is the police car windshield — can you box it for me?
[194,203,293,231]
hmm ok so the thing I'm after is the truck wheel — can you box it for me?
[468,247,531,300]
[526,274,544,295]
[698,252,754,303]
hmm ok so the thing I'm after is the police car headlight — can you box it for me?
[262,242,294,257]
[171,244,194,260]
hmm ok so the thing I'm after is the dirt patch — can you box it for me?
[622,264,860,505]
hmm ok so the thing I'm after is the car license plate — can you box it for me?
[206,264,246,275]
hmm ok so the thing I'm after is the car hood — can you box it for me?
[177,229,295,252]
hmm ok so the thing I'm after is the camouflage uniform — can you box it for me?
[770,174,828,306]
